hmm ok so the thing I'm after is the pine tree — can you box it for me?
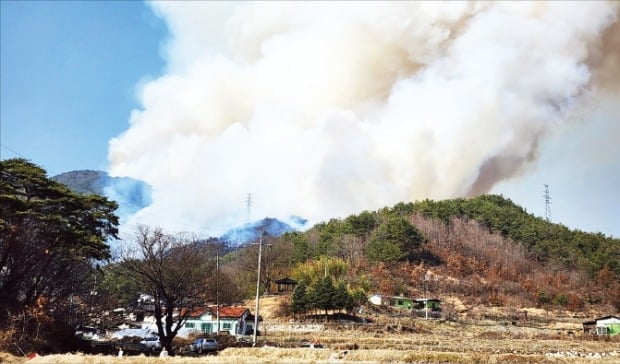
[365,216,425,263]
[0,158,118,311]
[333,281,354,314]
[291,280,309,318]
[310,276,336,320]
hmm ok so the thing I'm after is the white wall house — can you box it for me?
[369,294,414,308]
[594,316,620,336]
[178,306,253,338]
[583,315,620,336]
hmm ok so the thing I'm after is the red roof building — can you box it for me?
[180,306,254,337]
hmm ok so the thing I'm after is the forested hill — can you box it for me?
[291,195,618,281]
[52,170,152,216]
[264,194,619,312]
[51,170,106,195]
[404,195,619,279]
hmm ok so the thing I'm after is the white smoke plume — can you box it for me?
[108,1,619,236]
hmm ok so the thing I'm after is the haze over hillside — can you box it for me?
[53,169,306,245]
[52,170,152,219]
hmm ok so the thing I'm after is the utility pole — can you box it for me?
[252,231,272,346]
[424,280,428,320]
[424,271,430,320]
[216,243,220,334]
[252,233,263,347]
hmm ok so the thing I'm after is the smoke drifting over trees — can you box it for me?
[108,2,619,236]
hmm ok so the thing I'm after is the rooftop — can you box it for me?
[183,306,249,319]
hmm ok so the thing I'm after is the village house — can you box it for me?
[179,306,254,337]
[583,315,620,336]
[369,294,415,308]
[369,294,441,311]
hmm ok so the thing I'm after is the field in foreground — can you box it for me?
[2,319,619,364]
[3,347,620,364]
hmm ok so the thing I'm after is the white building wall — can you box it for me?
[596,317,620,327]
[369,295,383,305]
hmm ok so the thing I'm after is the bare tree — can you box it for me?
[120,225,211,355]
[226,235,294,296]
[260,236,295,294]
[336,234,366,266]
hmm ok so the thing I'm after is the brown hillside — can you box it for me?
[365,213,616,318]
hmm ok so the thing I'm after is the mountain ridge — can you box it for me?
[52,169,307,244]
[51,169,152,217]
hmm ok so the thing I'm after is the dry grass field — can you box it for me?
[3,318,619,364]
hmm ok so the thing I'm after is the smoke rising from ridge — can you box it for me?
[108,1,619,236]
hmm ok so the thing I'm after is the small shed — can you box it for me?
[275,277,297,293]
[583,315,620,336]
[369,294,414,309]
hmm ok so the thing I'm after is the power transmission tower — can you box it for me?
[544,184,552,222]
[246,193,253,224]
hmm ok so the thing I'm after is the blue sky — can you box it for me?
[1,0,165,174]
[1,2,618,238]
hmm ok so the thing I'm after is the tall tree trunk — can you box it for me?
[163,301,176,355]
[154,300,167,355]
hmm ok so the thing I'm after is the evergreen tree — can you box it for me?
[316,219,347,256]
[310,276,336,320]
[0,159,118,313]
[291,280,309,318]
[333,281,354,313]
[284,232,312,263]
[344,210,378,238]
[365,216,425,263]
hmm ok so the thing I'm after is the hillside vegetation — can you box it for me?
[51,170,107,195]
[409,195,619,278]
[224,195,619,315]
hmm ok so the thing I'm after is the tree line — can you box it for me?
[291,277,354,320]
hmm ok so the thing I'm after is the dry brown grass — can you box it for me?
[0,352,22,363]
[242,295,284,321]
[10,348,620,364]
[6,319,620,363]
